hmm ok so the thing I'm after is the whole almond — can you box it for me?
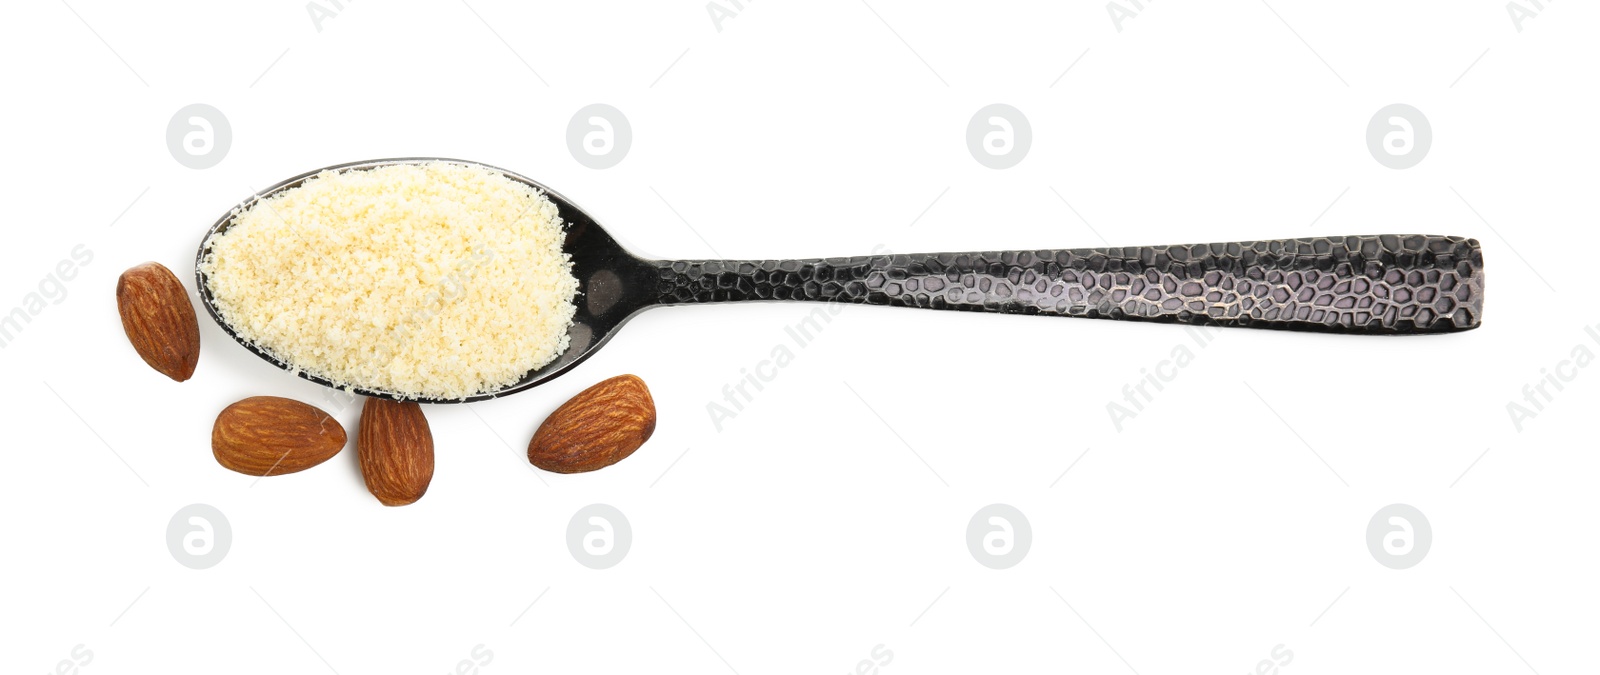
[212,396,346,476]
[529,374,656,474]
[359,398,434,506]
[116,262,200,382]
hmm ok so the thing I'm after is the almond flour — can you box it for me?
[200,162,578,399]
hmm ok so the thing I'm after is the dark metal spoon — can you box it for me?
[195,158,1485,403]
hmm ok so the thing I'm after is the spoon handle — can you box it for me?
[647,235,1483,334]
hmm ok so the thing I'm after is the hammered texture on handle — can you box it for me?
[650,235,1483,334]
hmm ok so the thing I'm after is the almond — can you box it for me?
[212,396,346,476]
[529,374,656,474]
[116,262,200,382]
[359,398,434,506]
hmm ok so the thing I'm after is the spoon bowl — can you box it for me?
[196,158,654,403]
[197,158,1485,403]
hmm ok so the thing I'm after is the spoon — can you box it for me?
[195,158,1485,403]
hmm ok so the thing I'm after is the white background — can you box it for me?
[2,1,1596,673]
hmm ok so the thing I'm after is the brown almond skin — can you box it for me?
[212,396,346,476]
[359,398,434,506]
[116,262,200,382]
[529,374,656,474]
